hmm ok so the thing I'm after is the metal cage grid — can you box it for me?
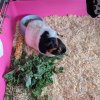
[0,0,10,33]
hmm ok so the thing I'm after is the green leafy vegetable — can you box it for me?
[4,51,64,99]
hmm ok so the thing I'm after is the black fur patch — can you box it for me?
[39,31,66,55]
[39,31,49,54]
[39,31,58,54]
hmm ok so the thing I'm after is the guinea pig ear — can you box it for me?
[57,38,66,54]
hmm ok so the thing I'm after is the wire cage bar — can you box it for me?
[0,0,10,33]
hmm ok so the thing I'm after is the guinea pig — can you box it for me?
[20,15,66,56]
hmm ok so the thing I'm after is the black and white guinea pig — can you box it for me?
[21,16,66,56]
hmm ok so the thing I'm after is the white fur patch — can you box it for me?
[42,26,58,38]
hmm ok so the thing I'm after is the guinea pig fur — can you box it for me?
[25,19,66,56]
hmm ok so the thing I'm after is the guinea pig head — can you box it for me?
[39,31,58,54]
[39,31,66,55]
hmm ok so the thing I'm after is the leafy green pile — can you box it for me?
[4,51,63,99]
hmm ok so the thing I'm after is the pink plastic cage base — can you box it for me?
[0,0,87,99]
